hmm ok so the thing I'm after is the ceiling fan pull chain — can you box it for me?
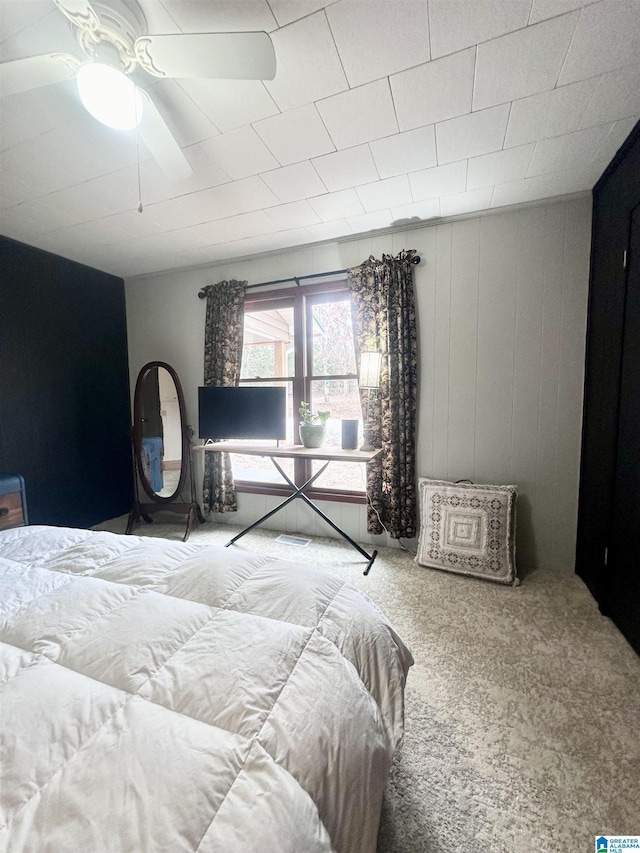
[135,114,143,214]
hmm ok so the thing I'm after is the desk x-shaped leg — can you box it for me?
[224,457,377,574]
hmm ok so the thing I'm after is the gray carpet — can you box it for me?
[95,516,640,853]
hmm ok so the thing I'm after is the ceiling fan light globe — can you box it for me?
[77,62,143,130]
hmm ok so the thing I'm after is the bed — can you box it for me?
[0,525,413,853]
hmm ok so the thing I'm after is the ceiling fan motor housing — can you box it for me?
[72,0,147,73]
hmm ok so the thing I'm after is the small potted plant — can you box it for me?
[299,402,330,448]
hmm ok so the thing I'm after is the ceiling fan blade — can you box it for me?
[0,53,81,97]
[53,0,100,32]
[134,32,276,81]
[137,89,193,182]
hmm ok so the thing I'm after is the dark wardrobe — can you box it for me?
[576,120,640,655]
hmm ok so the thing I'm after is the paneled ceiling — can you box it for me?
[1,0,639,279]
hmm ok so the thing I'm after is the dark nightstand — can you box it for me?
[0,474,29,531]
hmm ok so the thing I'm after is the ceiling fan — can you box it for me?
[0,0,277,180]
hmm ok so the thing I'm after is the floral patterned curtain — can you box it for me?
[201,279,247,514]
[348,250,418,539]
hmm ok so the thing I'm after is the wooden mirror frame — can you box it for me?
[126,361,204,541]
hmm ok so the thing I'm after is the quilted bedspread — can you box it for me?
[0,526,413,853]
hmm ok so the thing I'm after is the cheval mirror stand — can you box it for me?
[126,361,204,542]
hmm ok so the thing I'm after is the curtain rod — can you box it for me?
[197,254,421,299]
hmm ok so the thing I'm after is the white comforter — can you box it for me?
[0,526,412,853]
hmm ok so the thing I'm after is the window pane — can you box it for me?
[241,306,294,380]
[310,378,365,492]
[310,378,362,439]
[310,300,357,377]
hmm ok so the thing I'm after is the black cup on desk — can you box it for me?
[341,419,359,450]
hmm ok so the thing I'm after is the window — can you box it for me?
[229,280,365,499]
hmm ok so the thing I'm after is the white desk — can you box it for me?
[194,443,382,573]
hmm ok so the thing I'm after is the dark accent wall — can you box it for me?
[0,235,132,527]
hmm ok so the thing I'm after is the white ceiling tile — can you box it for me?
[311,145,378,192]
[5,199,76,233]
[0,169,32,208]
[355,176,412,212]
[164,226,211,251]
[474,12,579,110]
[504,79,597,148]
[264,200,321,229]
[346,209,394,233]
[592,118,638,166]
[260,162,328,202]
[560,162,607,193]
[136,0,182,34]
[308,188,365,221]
[200,127,279,180]
[155,1,277,32]
[104,209,166,239]
[176,79,279,134]
[390,198,441,223]
[139,197,210,229]
[265,12,348,112]
[370,126,437,178]
[428,0,530,58]
[67,217,130,245]
[27,228,89,257]
[1,138,78,194]
[440,187,493,217]
[0,0,54,44]
[254,104,335,166]
[269,1,336,27]
[579,65,640,129]
[529,0,597,25]
[326,0,430,88]
[409,160,467,200]
[316,79,398,150]
[223,228,312,259]
[176,176,279,222]
[81,170,141,215]
[391,48,475,131]
[0,109,31,151]
[0,213,41,244]
[14,125,115,185]
[192,211,275,245]
[304,218,353,242]
[39,185,112,222]
[491,173,568,207]
[559,0,640,85]
[526,125,610,176]
[436,104,510,164]
[467,144,535,190]
[0,82,83,140]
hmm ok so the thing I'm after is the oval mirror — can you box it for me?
[133,361,188,502]
[127,361,204,540]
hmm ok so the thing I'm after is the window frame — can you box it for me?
[235,279,365,504]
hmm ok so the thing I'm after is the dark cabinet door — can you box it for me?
[606,205,640,652]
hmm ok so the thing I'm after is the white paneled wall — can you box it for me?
[125,196,591,571]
